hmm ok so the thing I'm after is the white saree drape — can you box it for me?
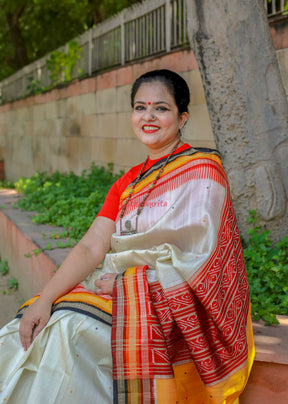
[0,148,254,403]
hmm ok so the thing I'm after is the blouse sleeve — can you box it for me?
[97,181,121,221]
[97,163,145,221]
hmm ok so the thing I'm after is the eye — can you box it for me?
[134,105,145,111]
[156,106,168,111]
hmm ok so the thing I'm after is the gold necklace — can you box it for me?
[120,141,180,235]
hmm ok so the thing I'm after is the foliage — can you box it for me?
[7,277,18,290]
[14,163,122,242]
[26,77,43,96]
[242,210,288,325]
[46,40,82,86]
[0,179,15,189]
[0,0,142,81]
[0,259,9,276]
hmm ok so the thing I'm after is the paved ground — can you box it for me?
[0,274,23,329]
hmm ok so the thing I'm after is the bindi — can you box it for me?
[148,102,151,105]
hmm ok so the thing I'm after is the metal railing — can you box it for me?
[264,0,288,17]
[0,0,286,103]
[0,0,188,103]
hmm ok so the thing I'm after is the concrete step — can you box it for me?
[0,188,287,403]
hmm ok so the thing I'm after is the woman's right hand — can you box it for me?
[19,297,52,351]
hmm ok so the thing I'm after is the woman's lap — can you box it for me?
[0,310,113,403]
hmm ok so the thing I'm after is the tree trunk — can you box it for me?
[186,0,288,242]
[5,4,29,70]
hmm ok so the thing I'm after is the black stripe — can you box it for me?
[16,300,112,326]
[128,146,221,187]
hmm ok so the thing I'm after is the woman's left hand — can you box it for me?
[94,273,117,296]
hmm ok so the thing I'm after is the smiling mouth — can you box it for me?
[142,125,159,133]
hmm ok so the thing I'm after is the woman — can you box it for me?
[0,69,254,403]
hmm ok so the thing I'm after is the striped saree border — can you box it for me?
[120,148,222,203]
[112,266,156,403]
[16,291,112,325]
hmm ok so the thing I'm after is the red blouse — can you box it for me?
[97,143,191,221]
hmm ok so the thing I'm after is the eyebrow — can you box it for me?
[134,101,170,106]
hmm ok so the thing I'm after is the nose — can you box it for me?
[144,108,155,120]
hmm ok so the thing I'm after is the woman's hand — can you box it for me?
[94,273,117,296]
[19,297,52,351]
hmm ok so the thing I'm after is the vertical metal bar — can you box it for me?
[165,0,171,52]
[157,7,162,52]
[173,0,177,46]
[135,19,137,57]
[162,6,164,50]
[141,17,143,57]
[139,17,142,58]
[94,39,97,71]
[145,14,149,54]
[128,21,130,60]
[128,22,131,61]
[121,13,125,65]
[141,16,144,57]
[88,30,92,76]
[281,0,284,12]
[117,27,120,63]
[155,9,158,52]
[151,11,153,53]
[135,19,138,58]
[180,0,183,43]
[131,20,134,59]
[272,0,276,14]
[183,0,187,43]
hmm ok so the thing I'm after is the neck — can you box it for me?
[148,139,183,160]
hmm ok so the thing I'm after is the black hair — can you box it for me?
[130,69,190,114]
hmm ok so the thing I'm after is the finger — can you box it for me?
[94,289,101,295]
[19,321,34,351]
[94,280,104,294]
[100,273,112,280]
[32,320,46,339]
[94,279,102,288]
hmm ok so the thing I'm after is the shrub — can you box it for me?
[14,163,122,242]
[0,259,9,276]
[242,210,288,325]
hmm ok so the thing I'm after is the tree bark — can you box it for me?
[186,0,288,242]
[5,3,29,70]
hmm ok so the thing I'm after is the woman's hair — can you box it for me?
[130,69,190,114]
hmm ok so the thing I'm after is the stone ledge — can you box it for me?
[0,188,287,403]
[0,189,73,298]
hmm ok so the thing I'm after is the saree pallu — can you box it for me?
[106,148,254,403]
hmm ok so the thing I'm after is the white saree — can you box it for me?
[0,148,254,403]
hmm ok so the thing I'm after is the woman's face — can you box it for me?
[131,81,188,157]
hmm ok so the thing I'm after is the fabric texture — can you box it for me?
[97,143,191,221]
[0,146,254,403]
[105,147,254,403]
[0,283,114,403]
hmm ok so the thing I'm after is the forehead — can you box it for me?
[134,81,175,103]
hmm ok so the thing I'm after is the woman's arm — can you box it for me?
[19,216,116,350]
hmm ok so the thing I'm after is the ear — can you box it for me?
[179,112,189,130]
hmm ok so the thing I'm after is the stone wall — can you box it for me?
[0,45,287,180]
[0,49,214,180]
